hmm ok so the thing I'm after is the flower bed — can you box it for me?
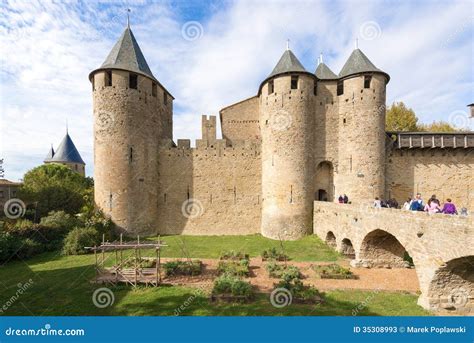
[261,247,289,261]
[211,274,253,303]
[313,263,357,279]
[164,260,202,276]
[219,250,249,261]
[265,261,301,279]
[275,274,324,304]
[217,258,250,277]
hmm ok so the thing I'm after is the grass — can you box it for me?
[0,234,429,316]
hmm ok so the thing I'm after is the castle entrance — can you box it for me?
[314,161,334,202]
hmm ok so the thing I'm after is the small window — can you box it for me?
[291,76,298,90]
[337,80,344,96]
[364,75,372,89]
[129,73,138,89]
[152,82,157,97]
[313,80,317,96]
[268,80,274,94]
[129,147,133,163]
[105,70,112,87]
[164,91,168,105]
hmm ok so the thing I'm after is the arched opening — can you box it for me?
[428,256,473,314]
[359,229,410,268]
[325,231,336,248]
[340,238,355,259]
[314,161,334,202]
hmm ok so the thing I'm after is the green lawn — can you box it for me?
[0,235,429,316]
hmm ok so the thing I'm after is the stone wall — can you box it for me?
[220,96,260,144]
[313,201,473,314]
[386,148,474,210]
[156,139,261,235]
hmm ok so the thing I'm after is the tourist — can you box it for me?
[430,194,440,206]
[409,193,424,211]
[338,195,344,204]
[343,194,349,204]
[424,198,441,214]
[386,198,398,209]
[460,207,468,217]
[402,198,412,210]
[373,197,382,208]
[441,198,458,215]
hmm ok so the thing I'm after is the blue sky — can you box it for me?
[1,0,473,181]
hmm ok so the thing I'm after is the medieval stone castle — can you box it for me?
[89,25,474,240]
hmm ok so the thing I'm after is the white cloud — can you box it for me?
[0,0,472,181]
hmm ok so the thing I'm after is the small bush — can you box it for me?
[261,247,289,261]
[313,264,354,279]
[83,210,115,241]
[265,262,301,279]
[40,211,80,232]
[164,260,202,276]
[212,274,253,299]
[62,227,100,255]
[0,232,20,262]
[219,250,248,261]
[15,238,43,260]
[217,258,250,277]
[5,220,66,251]
[275,276,321,302]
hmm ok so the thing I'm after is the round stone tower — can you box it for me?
[259,48,316,240]
[89,25,173,235]
[335,48,389,204]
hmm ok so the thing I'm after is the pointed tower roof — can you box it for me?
[89,26,156,82]
[339,48,389,82]
[315,62,338,80]
[44,145,55,162]
[259,49,314,94]
[51,133,85,165]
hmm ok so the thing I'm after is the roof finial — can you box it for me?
[66,119,68,134]
[127,8,131,28]
[319,52,323,64]
[355,37,359,49]
[286,39,290,51]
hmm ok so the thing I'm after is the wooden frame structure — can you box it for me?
[86,234,167,287]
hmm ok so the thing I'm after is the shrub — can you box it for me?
[313,264,354,279]
[62,227,100,255]
[275,276,321,301]
[266,262,301,279]
[15,238,43,260]
[261,247,289,261]
[83,210,115,241]
[219,250,249,261]
[40,211,80,232]
[217,258,250,277]
[212,274,253,299]
[164,260,202,276]
[0,232,20,262]
[5,220,66,251]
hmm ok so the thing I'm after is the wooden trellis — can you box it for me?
[86,234,167,287]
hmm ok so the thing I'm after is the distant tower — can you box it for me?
[89,24,173,235]
[258,48,316,240]
[44,131,86,176]
[336,48,389,203]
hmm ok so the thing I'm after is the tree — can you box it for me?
[385,102,418,132]
[417,121,461,133]
[19,164,91,220]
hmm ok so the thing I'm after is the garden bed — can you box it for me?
[261,247,289,261]
[313,263,357,280]
[211,274,254,303]
[265,262,301,279]
[164,260,203,276]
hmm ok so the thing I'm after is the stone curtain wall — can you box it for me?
[220,96,260,144]
[156,140,262,235]
[386,148,474,210]
[313,201,474,314]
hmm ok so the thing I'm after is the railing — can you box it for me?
[386,132,474,149]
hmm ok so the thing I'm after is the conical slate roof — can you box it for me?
[267,49,307,79]
[315,62,338,80]
[339,49,389,81]
[89,26,157,82]
[44,145,55,162]
[51,133,85,165]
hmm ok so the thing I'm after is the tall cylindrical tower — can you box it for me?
[335,48,389,203]
[89,26,173,235]
[259,49,316,240]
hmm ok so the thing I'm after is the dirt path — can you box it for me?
[161,258,420,294]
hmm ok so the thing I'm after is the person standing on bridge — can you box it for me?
[409,193,424,211]
[424,198,441,214]
[441,198,458,215]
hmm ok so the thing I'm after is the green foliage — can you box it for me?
[261,247,289,261]
[19,164,91,220]
[217,258,250,277]
[417,121,464,133]
[265,262,301,279]
[276,276,321,301]
[219,250,248,260]
[122,257,156,269]
[61,227,100,255]
[212,274,253,299]
[386,102,418,132]
[4,220,67,250]
[40,211,80,232]
[0,232,43,262]
[164,260,202,276]
[313,263,354,279]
